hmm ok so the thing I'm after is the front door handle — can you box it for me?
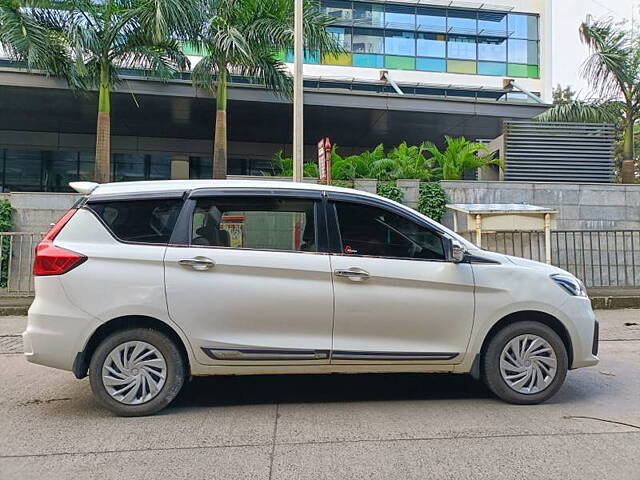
[179,257,216,271]
[334,268,371,282]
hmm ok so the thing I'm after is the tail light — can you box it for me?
[33,209,87,276]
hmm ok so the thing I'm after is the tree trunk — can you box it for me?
[621,117,635,184]
[212,70,228,179]
[94,67,111,184]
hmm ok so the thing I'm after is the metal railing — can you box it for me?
[461,230,640,288]
[0,233,42,296]
[552,230,640,288]
[1,229,638,296]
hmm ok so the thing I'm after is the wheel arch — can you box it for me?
[72,315,192,379]
[479,310,574,369]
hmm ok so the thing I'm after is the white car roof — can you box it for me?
[70,179,472,247]
[72,179,380,200]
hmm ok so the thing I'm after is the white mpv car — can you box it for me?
[24,180,599,416]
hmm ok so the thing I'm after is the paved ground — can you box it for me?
[1,311,639,480]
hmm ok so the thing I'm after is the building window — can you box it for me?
[322,0,353,23]
[112,154,170,182]
[302,4,541,79]
[417,32,446,58]
[448,34,477,60]
[385,5,415,30]
[447,9,477,35]
[478,11,507,35]
[509,13,539,40]
[416,57,446,72]
[353,28,384,54]
[416,7,446,33]
[353,2,384,28]
[384,30,415,56]
[478,37,507,62]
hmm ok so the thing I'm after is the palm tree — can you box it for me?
[0,0,196,183]
[370,142,434,180]
[425,136,502,181]
[537,19,639,183]
[190,0,339,179]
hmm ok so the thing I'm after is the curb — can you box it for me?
[590,296,640,310]
[0,306,30,316]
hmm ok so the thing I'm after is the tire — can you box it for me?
[89,328,185,416]
[481,321,568,405]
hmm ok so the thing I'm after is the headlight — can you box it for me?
[551,274,588,297]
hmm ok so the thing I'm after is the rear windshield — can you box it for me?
[88,199,183,244]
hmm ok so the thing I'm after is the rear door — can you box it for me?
[327,194,475,364]
[164,189,334,367]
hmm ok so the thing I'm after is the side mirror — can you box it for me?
[451,240,467,264]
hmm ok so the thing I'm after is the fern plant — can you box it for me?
[425,136,502,181]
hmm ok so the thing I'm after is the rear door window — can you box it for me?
[89,198,183,244]
[191,196,317,252]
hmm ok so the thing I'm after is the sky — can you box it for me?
[553,0,636,97]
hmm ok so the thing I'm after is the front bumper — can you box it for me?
[562,297,599,369]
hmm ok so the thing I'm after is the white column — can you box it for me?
[292,0,304,182]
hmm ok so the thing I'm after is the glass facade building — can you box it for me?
[280,1,540,79]
[0,150,280,192]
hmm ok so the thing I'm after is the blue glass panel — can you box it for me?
[448,34,477,60]
[416,7,446,33]
[478,61,507,76]
[385,5,415,29]
[509,14,539,39]
[353,53,384,68]
[417,32,446,57]
[384,30,415,56]
[508,39,527,63]
[478,11,507,35]
[352,28,384,54]
[285,49,320,63]
[478,37,506,61]
[448,9,477,35]
[416,57,446,72]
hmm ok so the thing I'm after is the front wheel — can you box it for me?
[89,328,185,416]
[481,321,568,405]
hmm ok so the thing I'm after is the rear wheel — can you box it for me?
[89,328,185,416]
[481,321,568,404]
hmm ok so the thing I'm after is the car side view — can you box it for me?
[24,180,599,416]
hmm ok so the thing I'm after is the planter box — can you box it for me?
[354,179,378,195]
[396,179,420,208]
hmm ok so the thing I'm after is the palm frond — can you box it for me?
[536,100,623,123]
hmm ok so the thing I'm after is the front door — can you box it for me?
[164,190,334,366]
[328,196,475,363]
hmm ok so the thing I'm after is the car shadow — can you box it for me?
[170,372,493,410]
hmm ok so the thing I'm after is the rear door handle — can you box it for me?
[334,268,370,282]
[179,257,216,271]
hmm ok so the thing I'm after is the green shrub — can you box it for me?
[417,183,448,222]
[376,183,404,203]
[0,200,13,288]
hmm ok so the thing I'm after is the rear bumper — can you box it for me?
[24,277,98,372]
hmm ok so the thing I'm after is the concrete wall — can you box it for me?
[1,192,81,233]
[7,180,639,233]
[441,181,640,231]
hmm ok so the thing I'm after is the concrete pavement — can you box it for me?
[1,311,639,479]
